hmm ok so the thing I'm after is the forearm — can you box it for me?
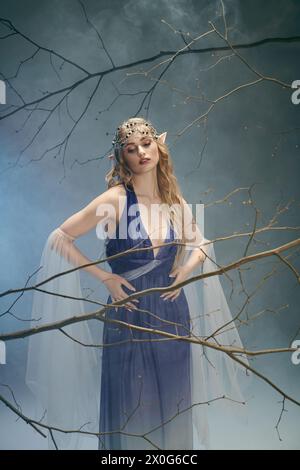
[182,246,207,275]
[50,228,110,283]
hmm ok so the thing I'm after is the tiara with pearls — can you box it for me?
[112,121,159,149]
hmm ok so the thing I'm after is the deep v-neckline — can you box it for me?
[129,185,170,260]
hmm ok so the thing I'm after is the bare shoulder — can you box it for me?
[88,184,127,225]
[106,183,126,200]
[92,184,126,235]
[59,184,127,239]
[93,183,126,208]
[179,195,188,206]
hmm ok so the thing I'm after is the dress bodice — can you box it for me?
[105,183,177,275]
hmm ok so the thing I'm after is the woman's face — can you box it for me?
[121,130,160,174]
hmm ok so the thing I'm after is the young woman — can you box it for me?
[26,117,251,450]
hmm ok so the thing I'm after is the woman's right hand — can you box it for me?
[102,274,139,312]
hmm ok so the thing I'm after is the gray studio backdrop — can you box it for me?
[0,0,299,449]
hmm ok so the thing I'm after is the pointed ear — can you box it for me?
[157,132,167,144]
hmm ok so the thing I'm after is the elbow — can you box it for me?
[57,226,76,241]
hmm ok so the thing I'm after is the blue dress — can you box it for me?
[98,183,193,450]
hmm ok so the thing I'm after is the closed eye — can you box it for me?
[127,142,151,153]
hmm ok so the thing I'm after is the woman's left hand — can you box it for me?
[160,266,190,302]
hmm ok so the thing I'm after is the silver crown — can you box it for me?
[112,121,159,149]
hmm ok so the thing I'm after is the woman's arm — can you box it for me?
[50,186,121,283]
[160,197,207,301]
[180,197,207,274]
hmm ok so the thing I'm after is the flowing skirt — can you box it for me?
[98,268,193,450]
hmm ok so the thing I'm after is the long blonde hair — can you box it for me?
[105,117,189,268]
